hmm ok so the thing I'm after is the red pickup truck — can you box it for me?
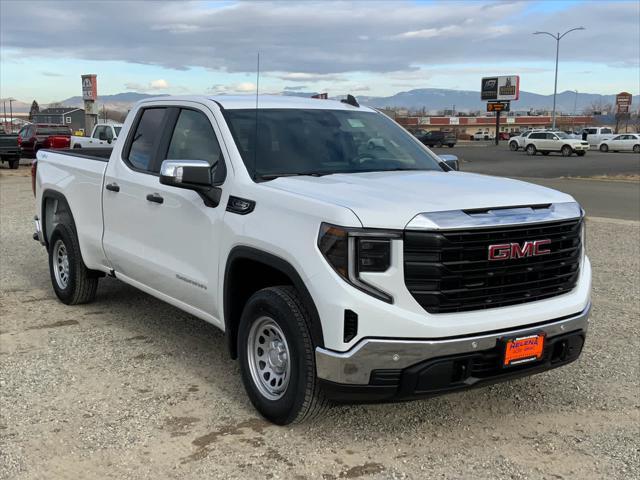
[18,124,71,158]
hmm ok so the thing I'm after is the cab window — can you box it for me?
[126,108,168,172]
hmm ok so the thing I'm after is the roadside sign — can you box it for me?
[481,75,520,101]
[418,117,430,125]
[81,74,97,101]
[616,92,632,114]
[449,117,459,125]
[487,101,510,112]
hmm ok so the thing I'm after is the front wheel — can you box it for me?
[599,144,609,152]
[633,145,640,153]
[561,145,573,157]
[238,286,329,425]
[526,144,537,155]
[448,143,455,148]
[509,141,518,151]
[48,224,99,305]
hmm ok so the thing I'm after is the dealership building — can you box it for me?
[394,114,594,138]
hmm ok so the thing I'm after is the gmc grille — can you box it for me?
[404,219,582,313]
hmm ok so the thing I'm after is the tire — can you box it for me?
[73,144,82,149]
[526,144,537,156]
[561,145,573,157]
[48,224,98,305]
[576,151,586,157]
[633,145,640,153]
[448,144,454,148]
[436,141,443,148]
[509,141,518,151]
[238,286,329,425]
[542,152,550,156]
[599,144,609,152]
[9,159,19,169]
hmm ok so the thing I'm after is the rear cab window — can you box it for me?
[125,108,168,172]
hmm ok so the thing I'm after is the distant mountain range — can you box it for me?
[7,88,634,114]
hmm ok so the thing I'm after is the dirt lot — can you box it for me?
[1,171,639,480]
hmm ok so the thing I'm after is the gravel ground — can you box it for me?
[1,170,639,480]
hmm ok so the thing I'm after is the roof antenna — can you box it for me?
[253,52,260,181]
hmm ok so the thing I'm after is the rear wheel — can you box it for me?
[9,159,19,169]
[561,145,573,157]
[48,224,99,305]
[238,286,329,425]
[526,144,537,156]
[448,143,454,148]
[73,144,82,149]
[436,141,443,148]
[509,141,518,151]
[599,144,609,152]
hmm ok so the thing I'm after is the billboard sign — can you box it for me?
[487,101,510,112]
[481,75,520,101]
[616,92,632,114]
[82,74,97,101]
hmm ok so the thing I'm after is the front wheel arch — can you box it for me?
[223,247,325,359]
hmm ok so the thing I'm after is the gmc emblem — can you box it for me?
[488,239,551,261]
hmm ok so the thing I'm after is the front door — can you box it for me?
[102,102,229,322]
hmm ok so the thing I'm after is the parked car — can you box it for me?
[598,133,640,153]
[33,95,591,425]
[414,130,457,148]
[19,124,71,158]
[524,131,589,156]
[473,131,494,141]
[580,127,614,145]
[0,126,21,169]
[72,123,123,149]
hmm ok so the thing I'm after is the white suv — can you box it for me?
[524,131,590,157]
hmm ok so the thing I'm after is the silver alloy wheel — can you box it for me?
[52,239,70,289]
[247,316,291,400]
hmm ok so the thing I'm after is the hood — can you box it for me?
[265,171,574,229]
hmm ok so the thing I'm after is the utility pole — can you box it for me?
[9,98,14,133]
[2,100,6,132]
[533,27,585,129]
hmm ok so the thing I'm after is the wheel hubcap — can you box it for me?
[53,240,70,289]
[247,317,291,400]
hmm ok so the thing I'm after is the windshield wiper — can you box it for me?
[257,172,331,181]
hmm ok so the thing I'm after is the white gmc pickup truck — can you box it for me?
[33,95,591,425]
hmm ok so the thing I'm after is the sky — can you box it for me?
[1,0,639,103]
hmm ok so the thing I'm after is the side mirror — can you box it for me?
[159,159,222,207]
[439,154,459,171]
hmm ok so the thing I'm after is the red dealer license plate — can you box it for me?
[502,334,545,367]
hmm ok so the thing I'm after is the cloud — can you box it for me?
[207,82,257,94]
[1,0,638,77]
[124,79,170,92]
[284,86,308,91]
[42,71,63,77]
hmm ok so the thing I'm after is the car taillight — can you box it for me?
[17,136,22,146]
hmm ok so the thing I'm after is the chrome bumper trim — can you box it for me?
[315,303,591,385]
[33,215,45,245]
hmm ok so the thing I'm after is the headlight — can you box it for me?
[318,223,400,303]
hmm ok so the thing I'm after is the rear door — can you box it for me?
[102,102,228,320]
[546,133,561,151]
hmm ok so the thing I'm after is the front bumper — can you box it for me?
[315,303,590,401]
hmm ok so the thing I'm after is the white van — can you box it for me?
[581,127,614,146]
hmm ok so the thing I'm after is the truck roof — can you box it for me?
[137,94,375,112]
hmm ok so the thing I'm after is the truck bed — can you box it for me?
[44,147,113,161]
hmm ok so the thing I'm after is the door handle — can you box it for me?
[146,193,164,204]
[105,183,120,192]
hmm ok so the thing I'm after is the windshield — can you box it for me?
[555,132,570,139]
[223,109,442,179]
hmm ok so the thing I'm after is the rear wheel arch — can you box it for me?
[223,247,324,359]
[41,190,77,248]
